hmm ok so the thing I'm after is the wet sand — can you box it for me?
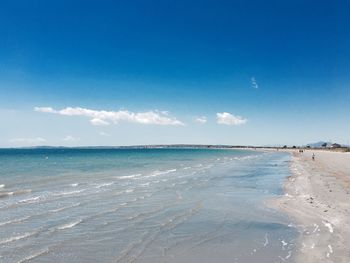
[272,150,350,262]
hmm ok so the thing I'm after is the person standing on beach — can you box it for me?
[312,153,315,160]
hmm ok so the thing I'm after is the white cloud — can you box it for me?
[251,77,258,89]
[216,112,247,126]
[195,116,207,124]
[34,107,184,126]
[62,135,79,142]
[99,131,110,136]
[90,118,110,126]
[34,107,56,113]
[9,137,46,145]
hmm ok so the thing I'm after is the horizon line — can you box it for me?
[0,143,348,150]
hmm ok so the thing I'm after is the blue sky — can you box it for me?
[0,0,349,147]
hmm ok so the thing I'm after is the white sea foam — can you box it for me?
[49,202,80,213]
[0,184,5,188]
[119,174,142,179]
[0,215,31,227]
[327,244,333,256]
[17,248,49,263]
[263,233,269,246]
[322,221,334,233]
[18,196,40,204]
[285,251,292,259]
[57,219,82,230]
[281,240,288,247]
[53,189,86,197]
[0,232,35,245]
[70,183,79,187]
[148,169,177,177]
[95,182,114,188]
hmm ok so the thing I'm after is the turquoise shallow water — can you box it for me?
[0,148,297,262]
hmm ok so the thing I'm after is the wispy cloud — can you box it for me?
[9,137,46,145]
[62,135,79,142]
[91,118,109,126]
[34,107,184,126]
[194,116,207,124]
[99,131,110,136]
[251,77,258,89]
[216,112,247,126]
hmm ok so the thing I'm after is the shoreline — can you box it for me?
[270,150,350,263]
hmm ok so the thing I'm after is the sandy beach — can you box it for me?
[272,150,350,262]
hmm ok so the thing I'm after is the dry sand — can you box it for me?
[271,150,350,262]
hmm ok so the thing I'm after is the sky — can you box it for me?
[0,0,349,147]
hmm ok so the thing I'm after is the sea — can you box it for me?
[0,148,297,263]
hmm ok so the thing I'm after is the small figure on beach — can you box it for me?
[312,153,315,160]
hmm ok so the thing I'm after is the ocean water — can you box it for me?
[0,148,297,263]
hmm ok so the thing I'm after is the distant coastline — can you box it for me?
[1,144,349,152]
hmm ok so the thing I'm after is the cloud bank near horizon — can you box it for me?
[34,107,185,126]
[9,137,46,145]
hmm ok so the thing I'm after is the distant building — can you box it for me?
[331,143,341,148]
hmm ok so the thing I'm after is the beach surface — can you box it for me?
[272,150,350,262]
